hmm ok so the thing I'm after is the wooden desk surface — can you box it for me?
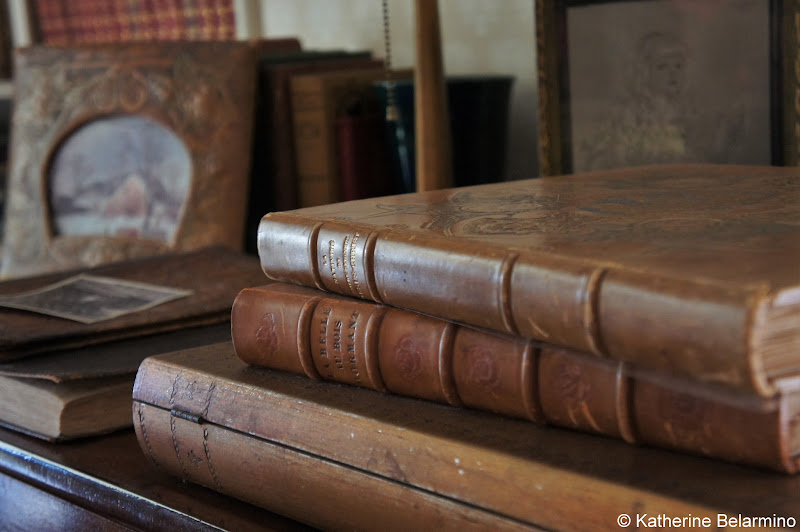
[0,427,311,531]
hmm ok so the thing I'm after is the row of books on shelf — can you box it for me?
[251,35,513,215]
[0,164,798,528]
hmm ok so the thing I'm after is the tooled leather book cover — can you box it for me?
[2,42,257,279]
[258,164,800,396]
[0,246,264,362]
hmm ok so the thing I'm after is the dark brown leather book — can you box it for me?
[0,323,230,441]
[336,111,397,201]
[133,343,800,530]
[232,283,800,473]
[289,67,408,207]
[253,50,381,215]
[257,164,800,396]
[0,246,264,362]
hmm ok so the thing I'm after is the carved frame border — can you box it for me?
[1,42,256,278]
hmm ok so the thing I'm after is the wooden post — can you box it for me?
[414,0,453,191]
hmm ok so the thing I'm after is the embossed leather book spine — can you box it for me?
[257,164,800,396]
[232,283,800,473]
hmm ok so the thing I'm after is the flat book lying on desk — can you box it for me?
[257,164,800,396]
[133,343,800,531]
[0,246,265,362]
[0,323,231,441]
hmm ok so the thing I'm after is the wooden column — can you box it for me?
[414,0,453,191]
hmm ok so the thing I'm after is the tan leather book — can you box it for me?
[0,246,264,362]
[257,164,800,396]
[133,343,800,530]
[232,283,800,473]
[0,323,230,441]
[133,346,531,531]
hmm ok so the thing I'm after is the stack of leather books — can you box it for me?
[133,164,800,530]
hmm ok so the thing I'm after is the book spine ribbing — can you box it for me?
[257,214,766,395]
[232,283,796,473]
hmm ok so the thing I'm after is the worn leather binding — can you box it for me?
[257,164,800,396]
[133,349,532,531]
[231,283,800,473]
[133,343,800,530]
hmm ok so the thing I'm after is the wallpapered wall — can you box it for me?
[258,0,539,181]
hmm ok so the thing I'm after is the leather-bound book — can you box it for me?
[289,67,408,206]
[232,283,800,473]
[253,50,382,215]
[0,322,230,440]
[0,246,264,362]
[336,110,398,201]
[257,164,800,396]
[133,343,800,530]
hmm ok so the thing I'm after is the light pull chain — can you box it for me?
[382,0,398,122]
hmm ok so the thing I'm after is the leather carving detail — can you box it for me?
[187,449,204,467]
[168,372,189,479]
[136,402,161,470]
[463,344,500,394]
[202,427,223,491]
[658,392,709,452]
[394,334,423,380]
[555,359,601,432]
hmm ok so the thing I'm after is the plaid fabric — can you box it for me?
[33,0,236,44]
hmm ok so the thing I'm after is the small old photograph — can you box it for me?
[566,0,772,172]
[0,274,192,323]
[48,115,192,243]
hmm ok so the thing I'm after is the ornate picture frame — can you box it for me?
[536,0,800,176]
[1,42,257,278]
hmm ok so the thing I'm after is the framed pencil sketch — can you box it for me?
[536,0,800,176]
[1,42,257,279]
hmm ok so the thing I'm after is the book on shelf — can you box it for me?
[231,282,800,473]
[256,164,800,397]
[243,37,304,254]
[289,67,409,207]
[251,50,381,216]
[133,343,800,531]
[336,106,397,201]
[0,246,265,362]
[0,323,230,441]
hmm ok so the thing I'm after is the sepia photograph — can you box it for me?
[0,274,192,323]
